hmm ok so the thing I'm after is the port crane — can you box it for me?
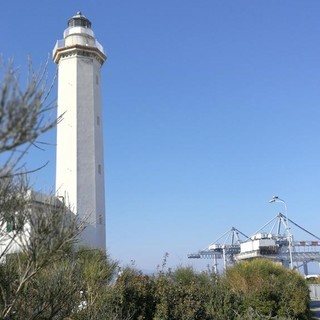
[188,227,248,272]
[188,213,320,275]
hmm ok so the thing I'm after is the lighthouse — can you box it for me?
[53,12,107,250]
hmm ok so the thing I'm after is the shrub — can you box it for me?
[224,259,311,319]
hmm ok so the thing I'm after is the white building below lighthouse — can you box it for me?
[53,12,107,250]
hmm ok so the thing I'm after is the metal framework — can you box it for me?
[188,213,320,275]
[188,227,247,272]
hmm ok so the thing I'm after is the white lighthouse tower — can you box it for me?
[53,12,107,250]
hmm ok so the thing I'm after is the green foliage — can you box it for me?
[0,59,81,319]
[109,267,156,320]
[153,266,211,320]
[154,273,208,319]
[0,248,118,320]
[0,196,83,319]
[0,251,313,319]
[205,273,241,320]
[73,249,118,319]
[14,258,81,319]
[225,259,311,319]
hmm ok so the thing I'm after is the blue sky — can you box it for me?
[2,1,320,272]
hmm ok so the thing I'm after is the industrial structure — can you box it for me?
[188,227,248,273]
[188,203,320,275]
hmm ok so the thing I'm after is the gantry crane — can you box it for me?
[188,227,248,272]
[236,213,320,274]
[188,213,320,275]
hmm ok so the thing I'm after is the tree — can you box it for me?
[0,194,84,319]
[0,59,82,319]
[0,58,61,260]
[0,59,58,170]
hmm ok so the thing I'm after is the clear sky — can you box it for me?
[1,1,320,272]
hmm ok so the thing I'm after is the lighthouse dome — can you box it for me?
[68,11,92,29]
[63,11,95,40]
